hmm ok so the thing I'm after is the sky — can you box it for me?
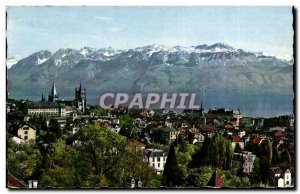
[7,6,293,59]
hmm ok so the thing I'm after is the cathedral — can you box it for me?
[74,83,87,114]
[38,82,87,115]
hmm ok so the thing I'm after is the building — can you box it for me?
[278,169,293,188]
[192,133,205,144]
[130,139,146,150]
[48,82,59,102]
[231,136,245,150]
[28,101,63,117]
[145,149,167,174]
[270,167,293,188]
[74,83,87,114]
[169,128,180,142]
[17,125,36,142]
[28,82,65,117]
[232,151,256,174]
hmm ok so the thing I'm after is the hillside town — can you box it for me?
[7,83,295,189]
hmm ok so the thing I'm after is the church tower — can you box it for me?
[48,82,59,102]
[74,82,87,114]
[41,92,45,102]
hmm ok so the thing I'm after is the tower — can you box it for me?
[48,82,59,102]
[74,82,86,114]
[41,93,45,102]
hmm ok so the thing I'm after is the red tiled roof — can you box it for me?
[231,136,242,142]
[179,127,188,133]
[7,173,26,188]
[205,113,219,119]
[65,106,73,111]
[251,137,263,145]
[191,131,200,135]
[225,125,236,130]
[131,140,145,147]
[202,125,220,132]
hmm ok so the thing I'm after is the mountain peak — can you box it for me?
[207,43,235,51]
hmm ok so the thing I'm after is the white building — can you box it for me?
[17,125,36,142]
[145,149,167,174]
[193,133,205,144]
[275,169,293,188]
[232,151,256,174]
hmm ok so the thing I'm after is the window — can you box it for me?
[24,136,28,140]
[158,163,160,168]
[157,157,161,162]
[24,131,28,134]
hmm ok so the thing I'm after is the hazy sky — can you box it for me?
[7,6,293,58]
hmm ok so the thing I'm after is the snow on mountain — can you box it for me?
[7,57,19,69]
[37,57,49,65]
[134,44,167,56]
[276,54,293,61]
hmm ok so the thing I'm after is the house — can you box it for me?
[274,169,293,188]
[192,133,205,144]
[201,125,220,132]
[17,125,36,142]
[232,151,256,174]
[231,136,245,150]
[238,130,246,138]
[169,128,180,142]
[145,149,167,174]
[131,139,146,150]
[233,111,243,126]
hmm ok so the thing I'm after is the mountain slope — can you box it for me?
[7,43,293,95]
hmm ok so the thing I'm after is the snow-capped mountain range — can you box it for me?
[7,43,293,95]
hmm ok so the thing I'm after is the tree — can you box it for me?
[7,138,42,181]
[109,144,157,188]
[162,143,182,187]
[257,139,272,182]
[74,124,128,187]
[152,128,169,145]
[190,135,233,170]
[185,166,213,187]
[190,137,213,168]
[119,115,137,139]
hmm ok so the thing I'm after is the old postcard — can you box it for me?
[6,6,294,189]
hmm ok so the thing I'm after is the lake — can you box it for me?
[8,87,294,118]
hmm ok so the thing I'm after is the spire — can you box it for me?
[79,82,82,91]
[51,82,57,96]
[41,93,45,102]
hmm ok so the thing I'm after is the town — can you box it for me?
[7,82,295,189]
